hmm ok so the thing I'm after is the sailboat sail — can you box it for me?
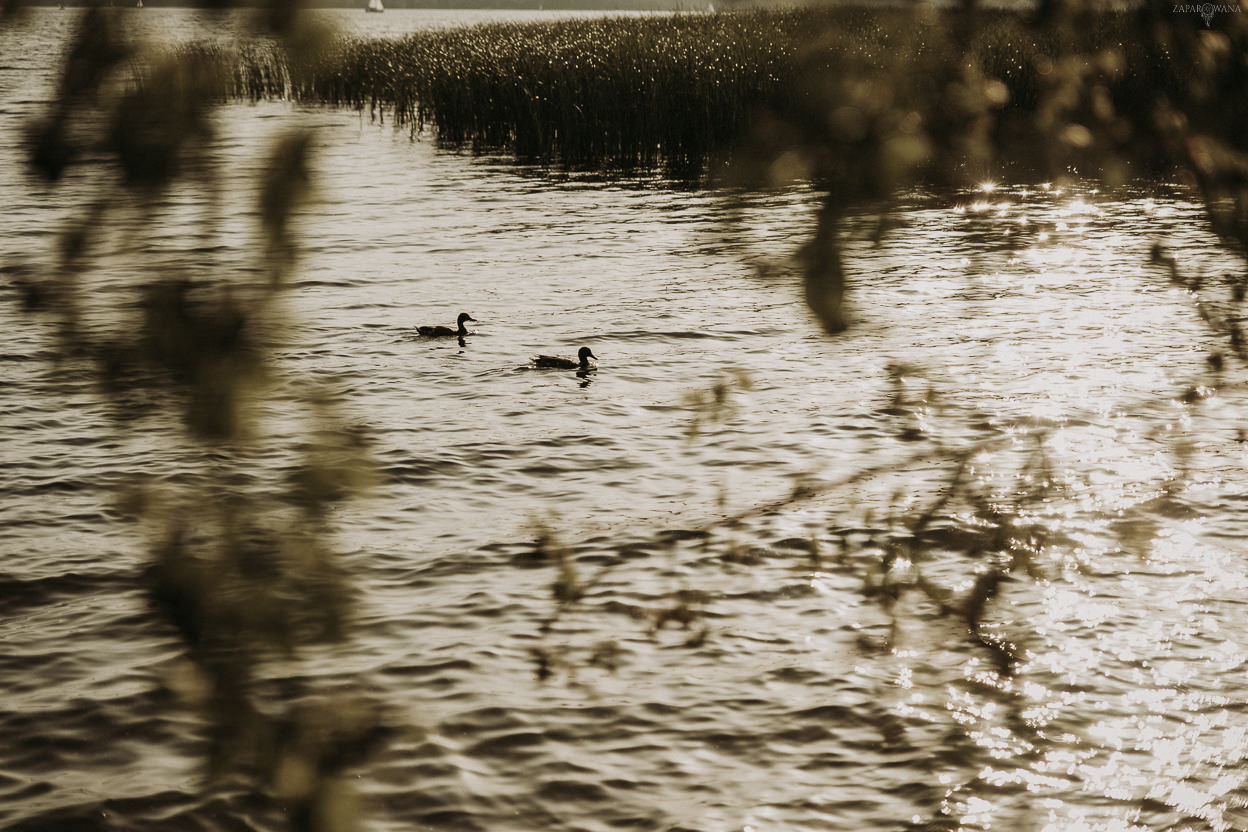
[365,0,383,12]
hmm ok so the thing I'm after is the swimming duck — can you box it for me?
[533,346,597,370]
[418,312,476,337]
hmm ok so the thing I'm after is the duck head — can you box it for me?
[579,347,596,363]
[458,313,477,325]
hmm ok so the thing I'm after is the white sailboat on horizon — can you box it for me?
[365,0,383,13]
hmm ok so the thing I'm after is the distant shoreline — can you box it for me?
[25,1,691,9]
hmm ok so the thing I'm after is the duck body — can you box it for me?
[418,312,475,337]
[533,346,596,370]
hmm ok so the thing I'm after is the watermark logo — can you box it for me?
[1173,3,1242,27]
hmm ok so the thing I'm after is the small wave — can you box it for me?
[0,570,136,616]
[291,278,368,289]
[379,658,476,679]
[380,458,459,484]
[2,476,99,496]
[604,328,772,342]
[4,790,277,832]
[536,778,612,803]
[466,730,545,758]
[0,351,45,363]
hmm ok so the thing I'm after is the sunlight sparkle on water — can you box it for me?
[1057,197,1101,217]
[960,795,995,827]
[1040,815,1149,832]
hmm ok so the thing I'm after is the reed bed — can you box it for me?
[293,11,809,173]
[213,8,1189,177]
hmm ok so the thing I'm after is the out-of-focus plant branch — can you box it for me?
[9,2,388,830]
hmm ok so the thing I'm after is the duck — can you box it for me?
[418,312,476,337]
[533,346,597,370]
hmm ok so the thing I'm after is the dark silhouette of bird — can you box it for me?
[533,346,596,370]
[418,312,476,337]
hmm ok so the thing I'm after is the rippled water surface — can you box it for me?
[6,9,1248,832]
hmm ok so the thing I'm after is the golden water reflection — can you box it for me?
[863,182,1248,831]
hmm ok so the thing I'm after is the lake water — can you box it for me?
[5,8,1248,832]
